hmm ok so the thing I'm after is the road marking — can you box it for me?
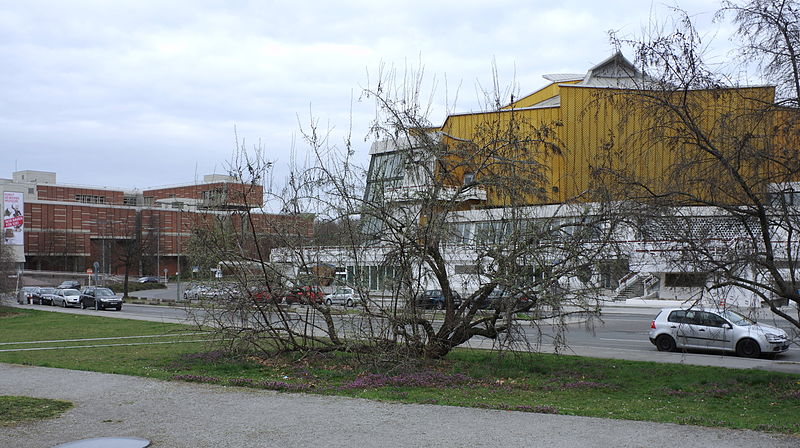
[597,338,650,343]
[0,332,210,346]
[0,339,218,352]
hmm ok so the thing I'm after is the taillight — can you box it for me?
[650,320,656,329]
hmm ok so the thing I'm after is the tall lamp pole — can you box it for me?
[176,204,182,302]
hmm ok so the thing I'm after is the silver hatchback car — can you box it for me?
[649,307,790,358]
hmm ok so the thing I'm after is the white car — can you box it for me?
[324,287,361,307]
[649,307,790,358]
[51,288,81,308]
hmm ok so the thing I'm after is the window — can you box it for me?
[463,172,475,185]
[668,310,697,324]
[75,194,106,204]
[700,311,728,327]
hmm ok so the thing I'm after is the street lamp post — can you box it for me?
[176,204,182,302]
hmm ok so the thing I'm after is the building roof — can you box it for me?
[574,51,648,88]
[542,73,584,82]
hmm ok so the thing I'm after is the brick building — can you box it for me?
[1,170,311,277]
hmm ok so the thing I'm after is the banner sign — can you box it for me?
[3,191,24,245]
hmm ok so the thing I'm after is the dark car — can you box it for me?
[284,286,325,305]
[477,287,534,311]
[32,287,56,305]
[138,276,160,283]
[79,286,123,311]
[414,289,462,310]
[57,280,82,290]
[16,286,38,304]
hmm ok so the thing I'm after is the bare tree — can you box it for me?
[720,0,800,106]
[598,2,800,330]
[186,65,621,362]
[0,239,15,294]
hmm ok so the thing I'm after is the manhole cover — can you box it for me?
[53,437,151,448]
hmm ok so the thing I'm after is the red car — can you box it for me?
[283,286,325,305]
[252,288,283,305]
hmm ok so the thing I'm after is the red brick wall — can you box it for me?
[36,185,126,205]
[143,182,263,208]
[23,200,307,274]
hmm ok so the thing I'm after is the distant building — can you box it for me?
[280,53,799,308]
[0,170,311,277]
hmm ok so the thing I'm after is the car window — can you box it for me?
[720,310,755,327]
[667,310,686,323]
[684,311,704,325]
[96,288,115,296]
[667,310,704,325]
[700,311,727,327]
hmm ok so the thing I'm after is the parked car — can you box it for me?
[476,287,533,311]
[51,289,81,308]
[251,289,282,305]
[40,288,61,306]
[16,286,38,304]
[32,287,56,305]
[79,286,123,311]
[184,285,213,300]
[137,276,160,284]
[248,284,286,305]
[183,284,236,300]
[649,307,790,358]
[57,280,82,290]
[414,289,462,310]
[284,286,325,305]
[324,287,361,307]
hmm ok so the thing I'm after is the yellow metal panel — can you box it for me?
[439,84,779,207]
[501,80,581,110]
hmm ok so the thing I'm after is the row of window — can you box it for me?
[75,194,106,204]
[448,218,603,245]
[667,310,728,327]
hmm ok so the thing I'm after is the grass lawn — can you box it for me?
[0,396,73,426]
[1,306,799,434]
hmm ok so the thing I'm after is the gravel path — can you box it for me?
[1,364,797,447]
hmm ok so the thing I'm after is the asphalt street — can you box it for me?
[8,296,800,373]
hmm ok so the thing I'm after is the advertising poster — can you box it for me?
[3,191,24,245]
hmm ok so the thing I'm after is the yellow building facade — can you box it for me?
[435,53,785,208]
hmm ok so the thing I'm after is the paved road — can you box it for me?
[9,298,800,373]
[1,363,797,448]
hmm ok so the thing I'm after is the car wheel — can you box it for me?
[61,300,66,308]
[736,338,761,358]
[436,301,444,310]
[325,299,332,306]
[655,334,676,352]
[346,299,353,307]
[116,306,122,311]
[80,301,86,309]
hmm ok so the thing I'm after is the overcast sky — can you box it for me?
[1,0,733,194]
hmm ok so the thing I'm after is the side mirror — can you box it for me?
[722,323,732,330]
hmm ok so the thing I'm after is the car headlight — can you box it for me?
[765,333,787,343]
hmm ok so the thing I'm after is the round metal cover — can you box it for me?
[53,437,150,448]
